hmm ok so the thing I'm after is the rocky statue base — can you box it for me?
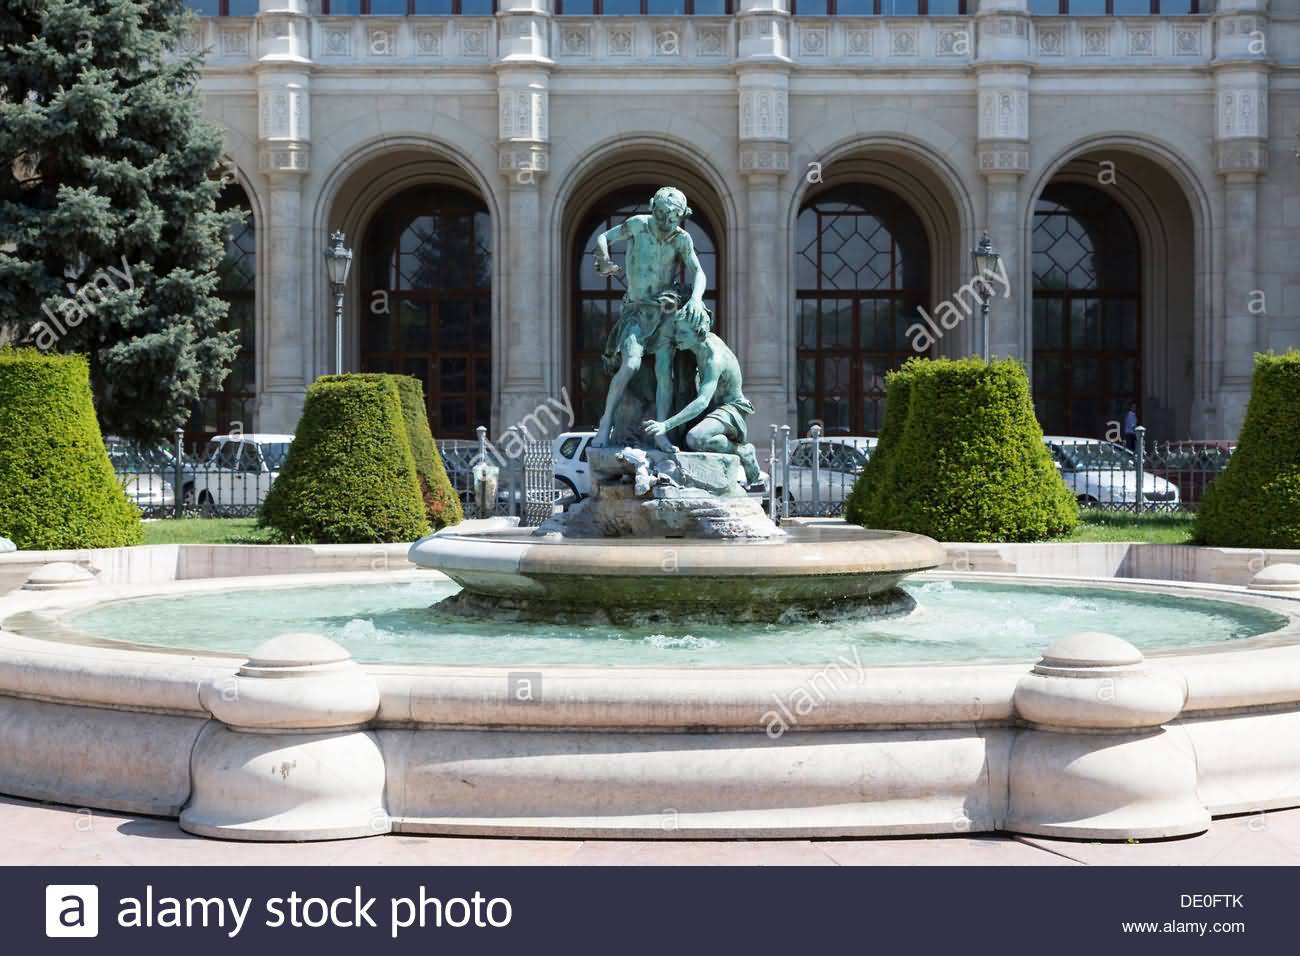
[536,446,783,540]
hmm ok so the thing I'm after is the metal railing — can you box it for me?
[759,428,1233,523]
[110,427,563,527]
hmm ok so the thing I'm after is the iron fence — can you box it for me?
[110,429,563,527]
[761,427,1233,522]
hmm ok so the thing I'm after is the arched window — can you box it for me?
[570,187,720,430]
[362,185,492,439]
[1032,183,1141,437]
[795,185,929,436]
[189,183,256,443]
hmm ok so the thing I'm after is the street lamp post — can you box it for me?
[324,230,353,375]
[970,231,1000,364]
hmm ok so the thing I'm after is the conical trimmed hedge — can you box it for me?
[0,349,142,549]
[845,357,1077,542]
[259,376,429,543]
[320,373,463,530]
[1196,351,1300,548]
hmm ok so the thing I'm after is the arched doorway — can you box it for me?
[570,186,721,430]
[360,185,491,439]
[188,181,256,444]
[794,184,930,435]
[1031,182,1141,437]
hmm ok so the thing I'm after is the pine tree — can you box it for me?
[0,0,239,441]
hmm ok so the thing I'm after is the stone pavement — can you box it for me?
[2,796,1300,866]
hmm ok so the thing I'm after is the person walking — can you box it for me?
[1123,401,1139,452]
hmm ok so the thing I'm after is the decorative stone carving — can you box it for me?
[890,26,918,58]
[936,28,970,58]
[1082,26,1109,57]
[800,26,828,57]
[977,146,1030,175]
[460,24,489,58]
[1173,27,1202,57]
[415,26,444,56]
[322,27,351,57]
[1126,27,1154,57]
[608,27,634,57]
[1036,24,1064,57]
[219,28,250,57]
[1218,88,1266,140]
[655,27,681,57]
[1215,141,1267,175]
[740,89,788,141]
[498,144,549,179]
[258,144,310,174]
[561,25,590,57]
[739,146,790,174]
[176,25,203,56]
[368,27,396,58]
[846,29,873,57]
[499,89,548,142]
[696,26,726,58]
[979,89,1028,142]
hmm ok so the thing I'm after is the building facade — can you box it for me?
[190,0,1300,443]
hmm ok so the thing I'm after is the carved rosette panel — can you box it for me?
[1215,140,1267,176]
[497,145,549,181]
[258,144,310,175]
[415,25,444,57]
[739,88,788,142]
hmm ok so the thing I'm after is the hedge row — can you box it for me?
[319,373,463,530]
[0,349,142,549]
[845,357,1078,542]
[259,375,430,544]
[1196,351,1300,548]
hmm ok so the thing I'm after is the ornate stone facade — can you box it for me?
[197,0,1299,441]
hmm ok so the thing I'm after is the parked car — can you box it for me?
[551,430,767,504]
[104,437,185,510]
[1147,440,1236,505]
[189,434,294,514]
[776,437,877,511]
[553,431,596,501]
[1042,436,1181,507]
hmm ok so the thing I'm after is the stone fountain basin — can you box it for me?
[407,524,946,614]
[2,544,1300,842]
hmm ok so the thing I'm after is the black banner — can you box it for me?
[5,865,1293,954]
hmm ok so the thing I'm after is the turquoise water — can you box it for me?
[66,578,1289,667]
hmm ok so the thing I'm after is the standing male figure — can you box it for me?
[642,307,763,488]
[592,186,709,451]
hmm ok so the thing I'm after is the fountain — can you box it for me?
[410,185,944,620]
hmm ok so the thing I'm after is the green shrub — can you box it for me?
[844,362,916,528]
[1196,351,1300,548]
[259,376,429,543]
[319,373,463,530]
[0,349,143,549]
[847,357,1077,542]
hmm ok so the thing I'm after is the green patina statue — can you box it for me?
[592,186,710,452]
[642,307,763,486]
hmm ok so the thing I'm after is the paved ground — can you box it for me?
[3,796,1300,865]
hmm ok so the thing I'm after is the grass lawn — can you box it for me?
[141,510,1199,546]
[1058,509,1197,545]
[142,517,274,545]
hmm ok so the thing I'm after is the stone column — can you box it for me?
[1209,1,1271,435]
[496,2,554,434]
[736,0,792,435]
[974,1,1031,362]
[254,0,313,433]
